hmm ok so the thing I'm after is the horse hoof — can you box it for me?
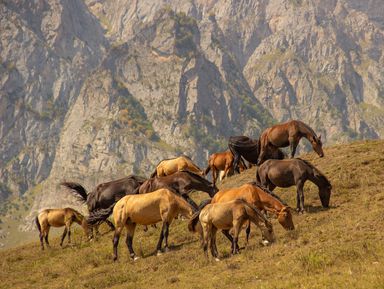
[157,250,163,256]
[133,256,140,261]
[261,240,270,246]
[113,257,118,262]
[215,258,221,262]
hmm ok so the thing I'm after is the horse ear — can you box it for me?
[318,134,322,140]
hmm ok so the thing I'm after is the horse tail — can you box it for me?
[60,182,88,203]
[35,216,42,234]
[87,203,116,226]
[188,199,211,232]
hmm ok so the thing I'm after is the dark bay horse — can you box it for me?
[256,158,332,213]
[61,175,146,234]
[258,120,323,165]
[228,136,285,172]
[137,171,218,210]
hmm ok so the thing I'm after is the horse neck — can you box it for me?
[259,190,285,212]
[298,121,316,140]
[307,168,328,189]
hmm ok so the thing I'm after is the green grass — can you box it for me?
[1,140,384,288]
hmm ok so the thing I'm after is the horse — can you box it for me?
[61,175,146,236]
[211,182,294,242]
[204,150,247,186]
[228,136,285,173]
[109,188,194,261]
[137,171,218,210]
[256,158,332,213]
[258,120,324,165]
[150,156,204,178]
[188,199,275,261]
[35,208,90,250]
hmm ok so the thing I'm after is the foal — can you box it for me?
[189,199,275,261]
[35,208,89,250]
[112,188,194,261]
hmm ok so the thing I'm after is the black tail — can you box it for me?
[188,199,211,232]
[87,203,116,226]
[35,216,41,233]
[60,182,88,203]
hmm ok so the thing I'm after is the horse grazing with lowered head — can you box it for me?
[109,188,194,261]
[35,208,90,250]
[188,199,275,261]
[61,175,146,236]
[204,150,247,186]
[150,156,204,178]
[258,120,324,165]
[256,158,332,213]
[228,136,285,172]
[137,171,218,210]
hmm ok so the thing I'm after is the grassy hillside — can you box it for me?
[1,140,383,289]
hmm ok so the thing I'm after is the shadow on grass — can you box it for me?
[305,204,338,214]
[142,239,198,258]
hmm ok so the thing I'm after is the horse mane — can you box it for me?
[296,158,331,186]
[298,120,318,138]
[248,182,289,207]
[179,170,212,186]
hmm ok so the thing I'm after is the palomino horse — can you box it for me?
[204,150,246,186]
[228,136,285,173]
[211,182,294,241]
[188,199,275,261]
[35,208,89,250]
[258,120,324,165]
[150,156,204,178]
[61,175,145,236]
[256,158,332,213]
[110,188,194,261]
[137,171,218,210]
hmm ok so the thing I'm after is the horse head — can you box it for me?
[277,206,295,230]
[310,135,324,158]
[319,183,332,208]
[260,220,275,245]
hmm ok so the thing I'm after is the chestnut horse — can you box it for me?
[256,158,332,213]
[258,120,323,165]
[150,156,204,178]
[110,188,194,261]
[204,150,246,186]
[35,208,90,250]
[188,199,275,261]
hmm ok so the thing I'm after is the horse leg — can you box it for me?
[222,229,240,251]
[44,226,50,248]
[156,222,166,255]
[113,226,123,261]
[125,222,137,260]
[60,227,68,247]
[232,220,242,255]
[212,167,217,186]
[289,137,299,158]
[210,226,219,260]
[105,219,115,231]
[163,221,171,252]
[39,230,44,250]
[245,221,251,245]
[202,223,210,258]
[297,181,305,213]
[232,152,241,174]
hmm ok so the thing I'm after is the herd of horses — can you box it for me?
[35,120,332,261]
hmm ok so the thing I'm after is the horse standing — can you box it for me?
[204,150,246,186]
[111,188,194,261]
[61,175,145,236]
[35,208,89,250]
[256,158,332,213]
[188,199,275,261]
[150,156,204,177]
[258,120,324,165]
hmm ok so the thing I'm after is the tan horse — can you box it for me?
[150,156,204,177]
[258,120,324,165]
[35,208,89,250]
[189,199,275,261]
[111,188,194,261]
[204,150,246,186]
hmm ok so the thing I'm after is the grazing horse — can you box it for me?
[188,199,275,261]
[211,183,294,240]
[137,171,218,210]
[35,208,89,250]
[256,158,332,213]
[204,150,246,186]
[228,136,285,173]
[150,156,204,178]
[61,175,146,236]
[110,188,194,261]
[258,120,324,165]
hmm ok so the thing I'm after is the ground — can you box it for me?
[0,140,383,289]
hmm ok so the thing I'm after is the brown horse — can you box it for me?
[256,158,332,213]
[111,188,194,261]
[258,120,324,165]
[204,150,246,186]
[150,156,204,177]
[188,199,275,261]
[35,208,90,250]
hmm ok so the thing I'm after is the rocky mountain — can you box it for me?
[0,0,383,235]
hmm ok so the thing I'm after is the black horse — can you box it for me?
[86,171,218,226]
[228,135,285,172]
[61,175,146,235]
